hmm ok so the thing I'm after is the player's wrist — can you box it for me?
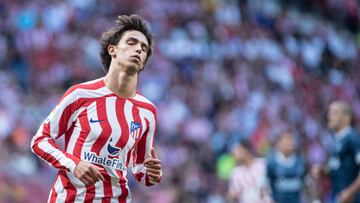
[69,157,81,173]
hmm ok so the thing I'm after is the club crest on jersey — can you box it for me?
[130,121,141,140]
[107,138,121,156]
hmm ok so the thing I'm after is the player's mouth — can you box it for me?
[130,55,141,63]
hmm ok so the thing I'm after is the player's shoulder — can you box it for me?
[134,92,156,106]
[69,78,105,92]
[59,78,107,103]
[132,92,158,114]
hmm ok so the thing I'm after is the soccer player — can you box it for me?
[31,15,162,202]
[228,139,272,203]
[266,130,307,203]
[312,101,360,203]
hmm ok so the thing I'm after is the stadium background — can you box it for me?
[0,0,359,202]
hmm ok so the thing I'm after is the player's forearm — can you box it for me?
[31,130,80,172]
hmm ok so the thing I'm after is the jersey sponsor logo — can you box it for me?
[107,138,121,156]
[83,151,126,171]
[89,118,105,123]
[130,121,141,140]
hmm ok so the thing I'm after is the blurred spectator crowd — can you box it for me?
[0,0,359,202]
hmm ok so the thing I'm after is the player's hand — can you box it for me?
[74,160,104,185]
[143,149,162,184]
[338,188,355,203]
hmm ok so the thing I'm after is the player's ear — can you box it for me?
[108,45,117,58]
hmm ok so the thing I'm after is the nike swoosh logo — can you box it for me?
[90,118,104,123]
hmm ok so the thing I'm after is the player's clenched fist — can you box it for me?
[74,160,104,185]
[144,149,162,185]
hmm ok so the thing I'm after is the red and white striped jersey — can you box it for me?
[31,78,158,203]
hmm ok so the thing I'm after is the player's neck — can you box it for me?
[104,66,137,98]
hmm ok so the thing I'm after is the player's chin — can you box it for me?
[125,62,142,73]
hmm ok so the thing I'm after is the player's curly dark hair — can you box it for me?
[99,14,154,72]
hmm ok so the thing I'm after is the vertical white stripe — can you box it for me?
[110,176,122,200]
[81,101,100,156]
[47,189,53,203]
[138,108,155,159]
[65,116,82,154]
[93,198,102,203]
[93,180,104,201]
[105,97,121,157]
[66,172,86,202]
[124,100,135,150]
[54,176,66,203]
[47,175,59,203]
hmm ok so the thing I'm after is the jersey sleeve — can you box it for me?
[131,109,161,186]
[31,86,81,173]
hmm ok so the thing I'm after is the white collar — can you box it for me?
[335,126,351,141]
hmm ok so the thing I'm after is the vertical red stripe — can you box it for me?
[84,185,95,203]
[135,118,150,164]
[126,105,143,167]
[91,97,112,154]
[101,173,112,203]
[57,98,96,139]
[113,98,130,201]
[117,171,129,203]
[90,97,113,199]
[115,98,129,149]
[64,122,75,151]
[73,109,90,157]
[59,170,77,202]
[126,149,132,167]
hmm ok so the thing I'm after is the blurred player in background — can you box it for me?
[312,101,360,203]
[30,15,162,202]
[228,139,272,203]
[266,130,316,203]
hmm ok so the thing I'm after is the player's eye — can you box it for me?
[141,44,148,52]
[127,39,137,45]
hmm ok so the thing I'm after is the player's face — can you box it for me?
[277,133,295,157]
[110,30,149,72]
[328,103,344,131]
